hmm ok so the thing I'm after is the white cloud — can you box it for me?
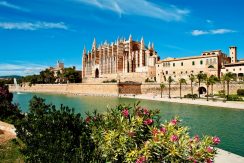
[0,63,47,76]
[210,29,236,34]
[191,30,209,36]
[191,29,236,36]
[206,19,213,24]
[0,21,68,30]
[0,1,28,12]
[76,0,190,21]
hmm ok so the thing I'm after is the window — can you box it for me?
[206,59,209,65]
[181,62,183,66]
[240,68,242,71]
[210,59,212,64]
[166,71,168,75]
[192,61,195,65]
[233,69,235,71]
[186,71,187,74]
[181,71,183,74]
[226,69,229,72]
[158,65,159,67]
[173,71,175,74]
[200,60,203,65]
[173,63,175,67]
[191,70,194,73]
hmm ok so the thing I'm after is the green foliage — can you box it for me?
[0,139,24,162]
[15,96,94,162]
[103,79,117,83]
[237,89,244,96]
[184,94,198,99]
[13,96,219,162]
[63,67,81,83]
[145,78,154,83]
[226,95,243,101]
[0,82,23,124]
[86,101,219,162]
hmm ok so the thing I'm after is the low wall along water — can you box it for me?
[9,82,244,96]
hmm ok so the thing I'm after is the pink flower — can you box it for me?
[143,108,149,115]
[160,127,167,134]
[212,136,221,145]
[206,158,213,163]
[122,109,129,118]
[206,147,213,153]
[85,116,91,123]
[170,119,178,125]
[136,156,146,163]
[170,135,178,142]
[144,118,153,125]
[194,135,200,142]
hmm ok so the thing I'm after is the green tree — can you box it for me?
[179,78,187,99]
[196,72,207,98]
[209,75,219,100]
[205,76,211,101]
[160,83,165,98]
[15,96,94,162]
[222,72,236,99]
[189,74,196,100]
[0,82,23,124]
[167,76,174,99]
[63,67,81,83]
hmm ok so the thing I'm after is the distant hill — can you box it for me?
[0,75,23,79]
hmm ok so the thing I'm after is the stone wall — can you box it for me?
[9,83,119,96]
[141,82,244,96]
[118,83,141,94]
[9,82,244,97]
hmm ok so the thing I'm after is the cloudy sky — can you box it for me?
[0,0,243,76]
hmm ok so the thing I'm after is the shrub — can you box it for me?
[15,96,94,162]
[0,82,23,124]
[237,89,244,96]
[184,93,198,99]
[145,78,154,83]
[103,79,117,83]
[227,95,243,101]
[86,101,219,162]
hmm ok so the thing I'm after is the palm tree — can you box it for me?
[223,72,235,98]
[209,75,219,100]
[189,74,195,100]
[167,76,174,99]
[179,78,187,99]
[160,83,165,98]
[196,72,207,98]
[205,76,211,101]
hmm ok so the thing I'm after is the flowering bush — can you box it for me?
[86,101,220,162]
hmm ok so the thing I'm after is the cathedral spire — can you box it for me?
[129,34,132,42]
[148,42,151,49]
[151,42,154,49]
[83,45,86,55]
[92,38,96,50]
[141,37,144,49]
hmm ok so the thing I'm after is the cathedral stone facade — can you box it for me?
[82,35,159,83]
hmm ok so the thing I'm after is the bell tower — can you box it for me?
[229,46,237,63]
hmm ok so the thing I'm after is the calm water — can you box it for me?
[13,92,244,156]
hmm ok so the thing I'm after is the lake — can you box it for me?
[13,92,244,156]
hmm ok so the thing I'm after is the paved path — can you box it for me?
[121,94,244,110]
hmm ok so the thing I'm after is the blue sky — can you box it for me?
[0,0,243,76]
